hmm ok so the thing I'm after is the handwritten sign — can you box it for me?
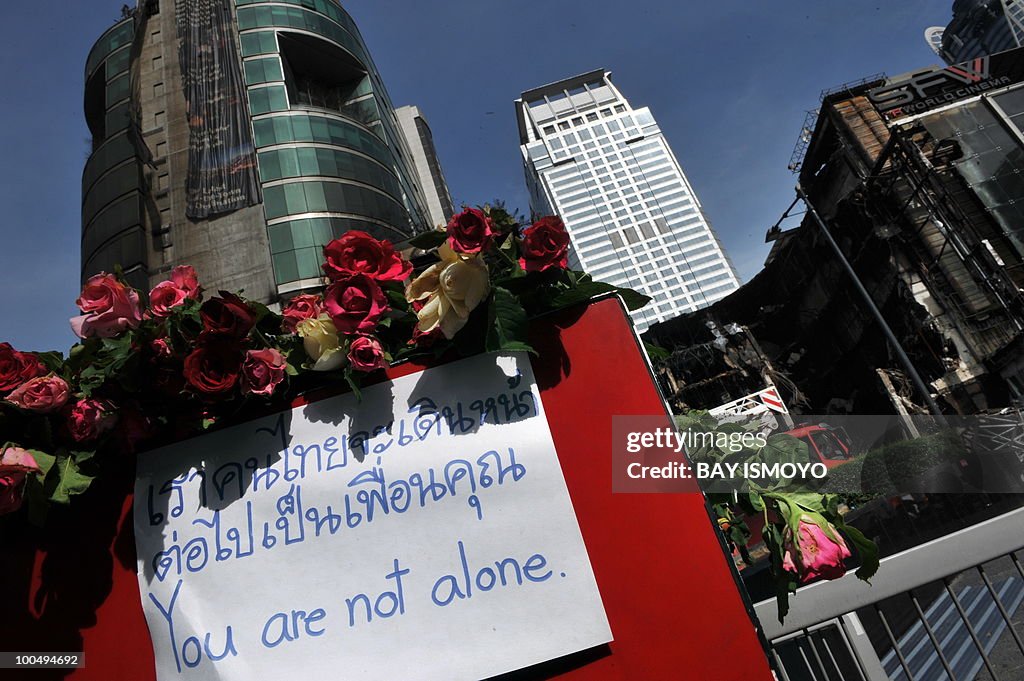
[133,353,612,680]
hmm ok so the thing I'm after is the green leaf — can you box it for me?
[550,281,651,312]
[485,287,535,355]
[408,231,447,250]
[344,369,363,401]
[643,341,670,362]
[50,455,94,505]
[836,518,879,582]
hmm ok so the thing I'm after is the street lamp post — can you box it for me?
[796,183,945,417]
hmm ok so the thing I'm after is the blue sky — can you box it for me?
[0,1,949,352]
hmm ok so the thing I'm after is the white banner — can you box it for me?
[134,352,611,680]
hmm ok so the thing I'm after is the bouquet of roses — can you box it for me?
[0,205,648,523]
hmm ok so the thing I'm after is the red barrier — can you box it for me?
[0,298,773,680]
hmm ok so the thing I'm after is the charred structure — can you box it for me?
[646,49,1024,416]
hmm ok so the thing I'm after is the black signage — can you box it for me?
[175,0,262,220]
[868,48,1024,119]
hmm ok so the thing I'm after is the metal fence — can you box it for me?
[755,507,1024,680]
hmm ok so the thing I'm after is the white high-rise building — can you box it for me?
[515,70,740,332]
[395,105,456,228]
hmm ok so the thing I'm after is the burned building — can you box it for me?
[645,49,1024,416]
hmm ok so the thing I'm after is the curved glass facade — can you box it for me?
[82,4,429,297]
[81,17,144,289]
[236,0,430,290]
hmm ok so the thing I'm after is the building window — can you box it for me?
[586,112,598,122]
[572,117,583,126]
[543,125,555,135]
[558,121,570,130]
[152,55,162,71]
[153,110,165,129]
[155,140,167,158]
[153,82,164,98]
[624,227,639,244]
[614,104,626,113]
[609,232,624,249]
[639,222,655,239]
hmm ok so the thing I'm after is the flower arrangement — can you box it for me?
[674,411,879,622]
[0,205,648,523]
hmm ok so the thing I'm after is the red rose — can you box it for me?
[0,343,45,394]
[323,274,390,335]
[348,335,387,372]
[447,208,495,254]
[281,294,324,334]
[0,446,41,516]
[70,273,143,339]
[66,398,117,443]
[323,231,412,282]
[200,292,256,338]
[6,375,70,413]
[241,348,287,397]
[519,216,571,272]
[149,265,202,318]
[183,340,243,396]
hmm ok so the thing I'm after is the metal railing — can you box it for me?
[755,507,1024,680]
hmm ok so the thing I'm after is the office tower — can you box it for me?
[395,105,455,228]
[939,0,1024,63]
[82,0,430,302]
[515,70,739,332]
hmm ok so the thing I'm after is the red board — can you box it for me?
[0,298,774,680]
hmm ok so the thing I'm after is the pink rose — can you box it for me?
[241,348,287,397]
[447,208,495,254]
[6,375,70,413]
[782,515,852,584]
[323,274,390,335]
[149,266,201,318]
[322,231,412,282]
[70,273,143,338]
[348,336,387,372]
[0,446,41,516]
[66,398,117,443]
[281,294,324,334]
[0,343,46,394]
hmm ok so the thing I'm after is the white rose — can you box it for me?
[296,314,346,371]
[406,244,490,339]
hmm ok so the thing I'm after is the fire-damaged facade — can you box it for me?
[645,49,1024,416]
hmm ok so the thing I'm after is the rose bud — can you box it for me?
[281,294,324,334]
[240,348,287,397]
[519,216,571,273]
[0,446,41,516]
[348,335,387,372]
[781,514,853,584]
[446,207,495,254]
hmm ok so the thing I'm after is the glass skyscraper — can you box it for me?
[83,0,430,302]
[515,70,739,332]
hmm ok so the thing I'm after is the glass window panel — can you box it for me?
[283,183,307,213]
[295,247,321,279]
[273,251,299,283]
[303,181,328,211]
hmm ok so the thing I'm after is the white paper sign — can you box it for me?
[134,352,611,681]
